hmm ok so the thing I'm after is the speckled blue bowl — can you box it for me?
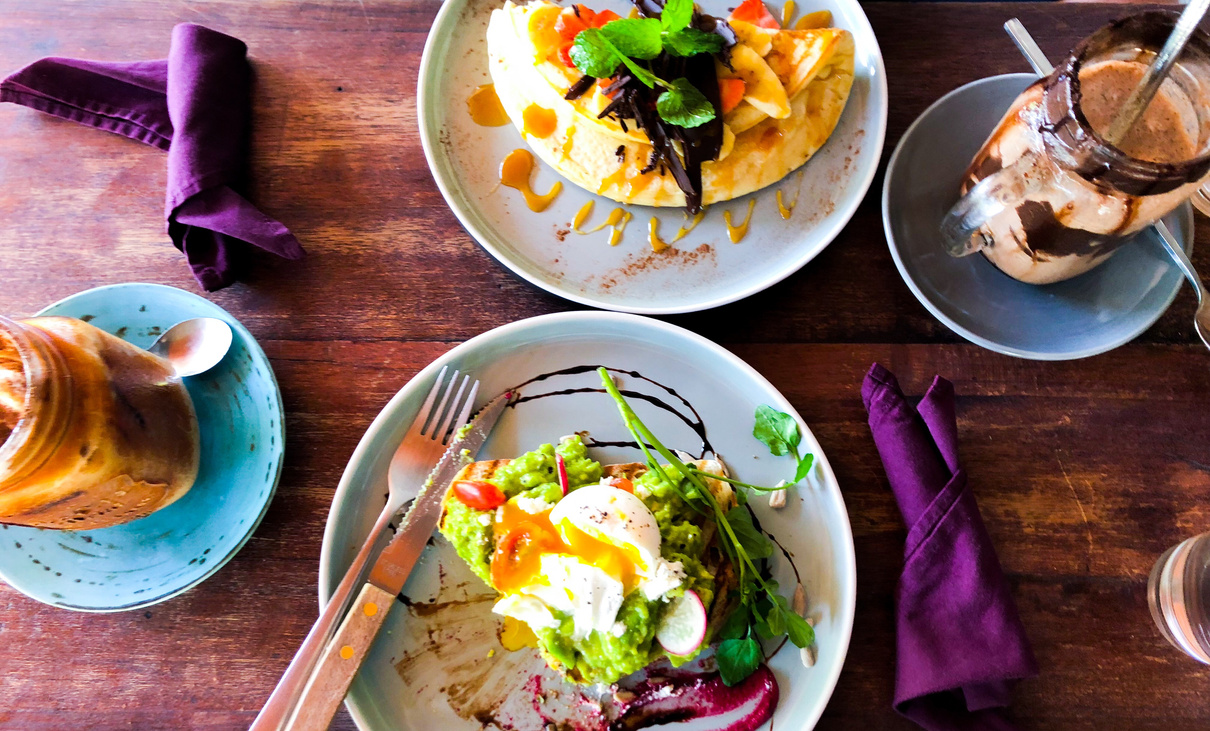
[0,283,285,611]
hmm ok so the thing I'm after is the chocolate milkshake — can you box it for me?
[942,13,1210,284]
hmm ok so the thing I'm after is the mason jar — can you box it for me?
[0,316,200,530]
[941,11,1210,284]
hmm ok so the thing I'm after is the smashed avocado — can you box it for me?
[438,435,717,685]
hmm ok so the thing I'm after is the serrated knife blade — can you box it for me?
[365,389,511,594]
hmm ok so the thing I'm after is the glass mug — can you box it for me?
[1149,531,1210,664]
[940,12,1210,285]
[0,316,200,530]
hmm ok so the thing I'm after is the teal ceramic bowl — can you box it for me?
[0,283,285,611]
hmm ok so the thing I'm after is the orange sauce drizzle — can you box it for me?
[585,208,633,246]
[795,9,832,29]
[648,217,670,253]
[522,104,558,139]
[776,171,805,220]
[561,125,577,159]
[724,199,757,243]
[500,149,562,212]
[573,200,595,232]
[781,0,796,28]
[671,209,706,242]
[467,84,510,127]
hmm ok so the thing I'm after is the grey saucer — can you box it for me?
[882,73,1194,360]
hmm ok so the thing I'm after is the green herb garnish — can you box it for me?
[598,368,813,686]
[753,405,815,484]
[655,77,716,128]
[568,0,722,128]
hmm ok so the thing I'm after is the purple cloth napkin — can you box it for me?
[862,363,1038,731]
[0,23,303,290]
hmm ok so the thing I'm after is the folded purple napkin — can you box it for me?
[862,363,1038,731]
[0,23,303,290]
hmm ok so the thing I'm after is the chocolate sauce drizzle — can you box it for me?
[506,364,715,458]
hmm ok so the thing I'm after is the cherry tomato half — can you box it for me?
[452,480,507,510]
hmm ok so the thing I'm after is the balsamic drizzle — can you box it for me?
[506,364,715,458]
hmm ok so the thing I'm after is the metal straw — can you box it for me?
[1102,0,1210,146]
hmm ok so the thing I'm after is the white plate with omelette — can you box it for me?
[318,312,856,730]
[418,0,887,314]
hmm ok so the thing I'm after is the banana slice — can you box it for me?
[728,19,777,57]
[719,43,791,120]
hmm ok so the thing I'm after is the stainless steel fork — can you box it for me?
[250,366,477,731]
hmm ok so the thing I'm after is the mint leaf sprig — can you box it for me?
[597,368,813,686]
[753,405,815,484]
[568,0,725,128]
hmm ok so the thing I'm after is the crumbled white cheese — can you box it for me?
[640,559,685,601]
[514,496,553,514]
[495,506,505,523]
[477,514,493,526]
[611,622,627,637]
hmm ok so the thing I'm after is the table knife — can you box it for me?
[282,390,511,731]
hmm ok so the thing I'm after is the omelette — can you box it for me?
[486,0,856,211]
[438,435,738,685]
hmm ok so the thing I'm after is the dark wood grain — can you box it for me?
[1,2,1209,730]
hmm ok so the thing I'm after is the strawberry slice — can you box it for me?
[555,9,589,40]
[729,0,780,29]
[589,8,621,27]
[718,77,746,114]
[558,42,576,67]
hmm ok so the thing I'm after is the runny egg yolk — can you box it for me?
[490,499,644,594]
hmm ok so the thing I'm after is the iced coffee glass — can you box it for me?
[941,12,1210,284]
[0,316,200,530]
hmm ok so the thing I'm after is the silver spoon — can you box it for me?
[1005,19,1210,351]
[147,317,233,377]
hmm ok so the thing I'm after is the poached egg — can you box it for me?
[490,483,685,640]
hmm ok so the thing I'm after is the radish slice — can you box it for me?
[656,589,708,656]
[555,454,570,496]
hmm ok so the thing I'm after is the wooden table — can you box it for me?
[2,1,1209,729]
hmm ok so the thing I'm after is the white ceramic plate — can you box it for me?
[318,312,855,730]
[418,0,887,314]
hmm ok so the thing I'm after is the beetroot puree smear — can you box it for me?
[611,665,779,731]
[531,664,779,731]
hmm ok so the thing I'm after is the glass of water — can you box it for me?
[1149,532,1210,664]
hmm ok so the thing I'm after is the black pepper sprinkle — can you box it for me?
[616,145,625,162]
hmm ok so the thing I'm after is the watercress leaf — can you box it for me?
[753,405,801,457]
[656,77,716,128]
[660,0,694,32]
[734,484,749,506]
[664,27,726,57]
[751,597,774,639]
[570,28,621,78]
[600,18,663,60]
[785,609,816,648]
[726,506,773,559]
[716,638,762,686]
[765,600,787,636]
[718,601,750,641]
[794,453,814,484]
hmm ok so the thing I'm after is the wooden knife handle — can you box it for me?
[286,583,395,731]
